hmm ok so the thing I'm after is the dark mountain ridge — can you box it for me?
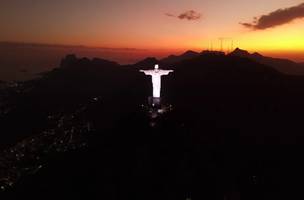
[2,50,304,199]
[161,50,200,64]
[133,57,159,69]
[135,48,304,76]
[229,48,304,75]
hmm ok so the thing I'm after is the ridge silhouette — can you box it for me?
[229,48,304,74]
[161,50,200,64]
[2,51,304,199]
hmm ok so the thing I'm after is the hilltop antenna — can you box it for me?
[219,37,233,53]
[211,41,213,51]
[237,40,241,49]
[219,38,224,52]
[234,40,239,49]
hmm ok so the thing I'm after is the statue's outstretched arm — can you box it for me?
[140,70,152,75]
[160,70,174,75]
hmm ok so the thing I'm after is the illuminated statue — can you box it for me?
[140,64,173,98]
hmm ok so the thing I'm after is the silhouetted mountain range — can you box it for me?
[0,42,153,81]
[133,48,304,75]
[0,41,303,81]
[3,50,304,147]
[161,50,200,64]
[229,48,304,75]
[2,49,304,199]
[133,57,159,69]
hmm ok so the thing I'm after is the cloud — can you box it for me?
[240,3,304,30]
[240,22,254,29]
[165,10,202,21]
[165,13,175,17]
[178,10,202,20]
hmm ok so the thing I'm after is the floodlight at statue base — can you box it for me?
[148,96,161,107]
[140,97,173,127]
[147,103,173,127]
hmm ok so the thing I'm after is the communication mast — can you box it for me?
[218,37,233,53]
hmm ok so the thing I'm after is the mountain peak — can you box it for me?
[134,57,158,68]
[227,48,304,75]
[60,54,78,68]
[161,50,200,64]
[182,50,199,56]
[60,54,118,69]
[230,48,250,57]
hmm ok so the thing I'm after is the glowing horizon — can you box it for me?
[1,0,303,62]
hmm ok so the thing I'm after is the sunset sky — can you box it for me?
[1,0,304,61]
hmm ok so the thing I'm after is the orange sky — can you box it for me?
[0,0,303,62]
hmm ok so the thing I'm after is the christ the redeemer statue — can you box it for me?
[140,64,173,98]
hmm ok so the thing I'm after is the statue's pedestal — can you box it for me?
[141,97,173,127]
[148,97,161,107]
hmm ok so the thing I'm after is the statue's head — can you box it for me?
[154,64,159,70]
